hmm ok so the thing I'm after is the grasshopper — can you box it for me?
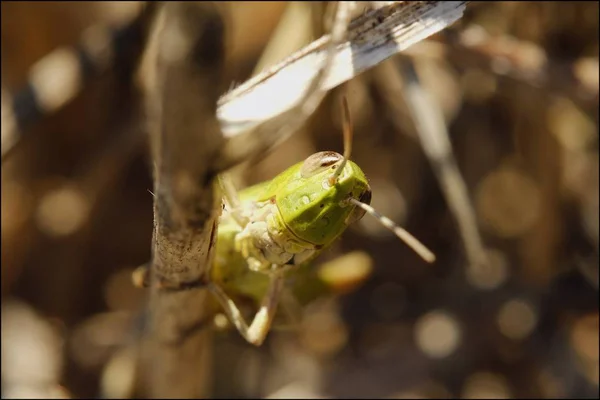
[136,98,435,346]
[208,98,435,345]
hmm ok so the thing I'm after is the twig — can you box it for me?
[395,57,489,273]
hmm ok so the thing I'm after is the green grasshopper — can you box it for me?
[206,98,435,346]
[135,98,435,346]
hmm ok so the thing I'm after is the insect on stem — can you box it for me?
[349,198,436,263]
[329,96,353,186]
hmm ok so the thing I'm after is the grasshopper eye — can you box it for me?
[345,189,372,225]
[301,151,342,178]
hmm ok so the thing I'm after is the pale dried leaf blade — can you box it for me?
[217,1,467,149]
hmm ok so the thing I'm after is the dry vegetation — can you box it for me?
[1,1,598,399]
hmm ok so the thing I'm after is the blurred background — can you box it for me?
[1,1,598,398]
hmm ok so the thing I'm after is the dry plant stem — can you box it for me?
[137,3,227,398]
[397,57,488,271]
[215,1,467,170]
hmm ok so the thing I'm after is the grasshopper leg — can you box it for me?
[208,269,285,346]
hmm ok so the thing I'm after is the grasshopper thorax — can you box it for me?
[271,151,371,247]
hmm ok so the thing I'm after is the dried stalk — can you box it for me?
[395,57,488,273]
[136,3,227,398]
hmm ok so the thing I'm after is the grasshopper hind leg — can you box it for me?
[208,269,285,346]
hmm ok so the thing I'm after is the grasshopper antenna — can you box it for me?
[349,198,436,263]
[333,96,435,263]
[329,96,353,186]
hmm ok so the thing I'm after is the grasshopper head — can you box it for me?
[273,151,371,247]
[269,96,435,263]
